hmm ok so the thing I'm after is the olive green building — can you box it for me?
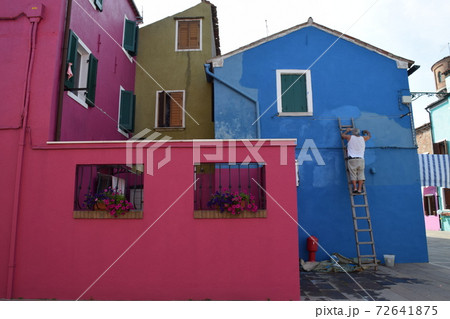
[135,1,220,139]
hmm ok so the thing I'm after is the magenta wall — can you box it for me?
[4,141,300,300]
[60,0,138,141]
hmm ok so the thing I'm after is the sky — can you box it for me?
[134,0,450,128]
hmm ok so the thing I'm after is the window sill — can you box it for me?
[277,112,313,117]
[154,127,186,132]
[73,210,143,219]
[193,210,267,219]
[67,91,89,109]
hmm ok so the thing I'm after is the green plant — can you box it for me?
[207,190,258,215]
[84,186,134,217]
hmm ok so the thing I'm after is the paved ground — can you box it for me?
[300,230,450,301]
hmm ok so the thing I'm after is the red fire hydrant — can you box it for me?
[306,236,319,262]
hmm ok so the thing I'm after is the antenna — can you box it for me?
[265,20,269,37]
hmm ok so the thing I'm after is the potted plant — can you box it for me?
[207,190,258,215]
[84,187,134,217]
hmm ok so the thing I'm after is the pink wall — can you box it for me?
[60,0,139,141]
[3,140,300,300]
[423,186,440,230]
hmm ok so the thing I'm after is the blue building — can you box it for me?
[206,18,428,263]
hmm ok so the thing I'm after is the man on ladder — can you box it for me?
[341,128,371,194]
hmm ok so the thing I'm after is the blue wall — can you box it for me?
[212,26,428,263]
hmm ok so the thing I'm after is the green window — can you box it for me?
[94,0,103,11]
[123,19,138,56]
[119,90,135,133]
[65,29,98,108]
[86,54,98,107]
[281,74,307,113]
[64,30,78,89]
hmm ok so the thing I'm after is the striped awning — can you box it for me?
[419,154,450,188]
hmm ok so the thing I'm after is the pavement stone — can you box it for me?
[300,230,450,301]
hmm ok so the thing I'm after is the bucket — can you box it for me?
[384,254,395,267]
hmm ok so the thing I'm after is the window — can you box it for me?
[123,18,138,56]
[276,70,313,116]
[65,30,98,108]
[193,163,267,218]
[156,91,185,128]
[89,0,103,11]
[423,195,437,216]
[438,71,442,83]
[176,19,201,51]
[433,140,448,155]
[73,164,144,219]
[119,87,136,135]
[444,188,450,210]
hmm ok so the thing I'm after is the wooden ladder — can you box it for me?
[338,118,378,270]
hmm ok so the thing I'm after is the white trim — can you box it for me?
[155,90,186,129]
[88,0,96,10]
[66,34,91,109]
[46,138,298,145]
[276,69,313,116]
[208,20,413,68]
[118,86,130,138]
[175,19,202,52]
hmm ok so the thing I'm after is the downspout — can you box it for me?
[55,0,73,141]
[204,64,261,138]
[6,7,43,299]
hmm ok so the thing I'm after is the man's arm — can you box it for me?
[362,130,371,141]
[341,128,352,141]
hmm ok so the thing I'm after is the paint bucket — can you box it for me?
[384,254,395,267]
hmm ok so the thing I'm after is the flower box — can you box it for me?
[194,209,267,219]
[73,210,143,219]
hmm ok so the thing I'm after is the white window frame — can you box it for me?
[154,90,186,129]
[276,69,313,116]
[175,19,202,52]
[118,86,130,138]
[67,36,91,109]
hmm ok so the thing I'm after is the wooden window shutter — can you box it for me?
[86,54,98,107]
[124,19,138,56]
[65,30,78,89]
[95,0,103,11]
[178,20,200,50]
[169,92,184,127]
[119,90,135,132]
[281,74,307,112]
[157,91,166,127]
[188,20,200,49]
[177,21,189,49]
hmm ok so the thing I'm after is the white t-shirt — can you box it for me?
[347,136,365,158]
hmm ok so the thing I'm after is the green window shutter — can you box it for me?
[120,90,135,132]
[281,74,307,112]
[95,0,103,11]
[64,30,78,89]
[124,19,138,56]
[86,54,98,107]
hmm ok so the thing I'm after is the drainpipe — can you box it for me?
[55,0,72,141]
[204,64,261,138]
[6,5,43,299]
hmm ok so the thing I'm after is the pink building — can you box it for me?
[0,1,300,300]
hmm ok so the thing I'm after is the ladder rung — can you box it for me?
[360,255,376,258]
[354,217,369,220]
[353,204,368,207]
[356,229,372,232]
[357,241,374,245]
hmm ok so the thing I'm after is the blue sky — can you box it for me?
[134,0,450,127]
